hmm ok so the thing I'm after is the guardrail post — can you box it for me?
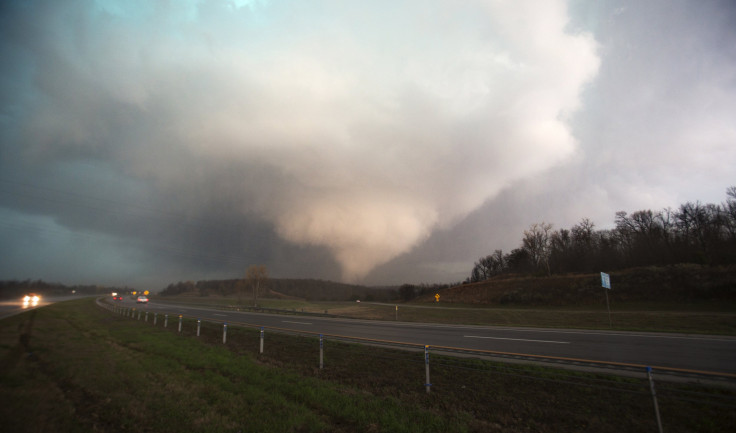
[647,367,664,433]
[178,315,183,333]
[223,323,228,344]
[137,311,141,320]
[164,314,168,328]
[197,319,201,337]
[319,334,324,369]
[153,313,158,326]
[425,345,431,394]
[259,327,264,353]
[145,311,149,322]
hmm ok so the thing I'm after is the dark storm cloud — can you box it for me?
[1,0,733,287]
[1,0,600,286]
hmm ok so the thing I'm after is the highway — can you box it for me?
[0,294,84,320]
[114,298,736,377]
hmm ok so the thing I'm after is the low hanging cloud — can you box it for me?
[5,0,599,281]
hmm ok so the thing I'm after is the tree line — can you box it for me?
[0,279,127,298]
[468,187,736,282]
[160,276,402,302]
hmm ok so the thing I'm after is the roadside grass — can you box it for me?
[92,303,736,432]
[3,299,735,432]
[0,300,464,433]
[90,306,736,431]
[155,296,736,335]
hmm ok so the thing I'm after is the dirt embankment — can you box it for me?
[428,264,736,306]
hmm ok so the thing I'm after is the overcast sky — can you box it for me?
[1,0,734,290]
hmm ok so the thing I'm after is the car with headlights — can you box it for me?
[22,294,41,307]
[113,295,123,301]
[136,296,149,304]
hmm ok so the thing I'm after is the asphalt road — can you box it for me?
[115,298,736,377]
[0,294,84,320]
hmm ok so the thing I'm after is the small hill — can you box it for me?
[160,278,398,302]
[424,264,736,306]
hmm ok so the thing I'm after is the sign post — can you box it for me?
[424,345,431,394]
[319,334,324,370]
[601,272,612,328]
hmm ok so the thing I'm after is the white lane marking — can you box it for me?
[465,335,569,344]
[387,322,736,342]
[283,321,313,325]
[149,302,736,342]
[491,329,736,342]
[213,313,228,317]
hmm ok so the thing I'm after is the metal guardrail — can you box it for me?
[219,304,341,318]
[96,298,736,384]
[97,297,736,432]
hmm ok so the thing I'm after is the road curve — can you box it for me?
[0,294,88,320]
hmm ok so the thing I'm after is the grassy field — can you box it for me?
[1,300,463,432]
[1,298,735,432]
[156,296,736,335]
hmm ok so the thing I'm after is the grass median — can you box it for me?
[1,299,734,432]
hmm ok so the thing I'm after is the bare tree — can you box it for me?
[523,222,553,275]
[723,187,736,241]
[245,265,268,307]
[571,218,595,246]
[469,249,507,282]
[467,185,736,281]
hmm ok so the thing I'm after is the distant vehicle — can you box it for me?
[113,295,123,301]
[22,294,41,308]
[136,296,149,304]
